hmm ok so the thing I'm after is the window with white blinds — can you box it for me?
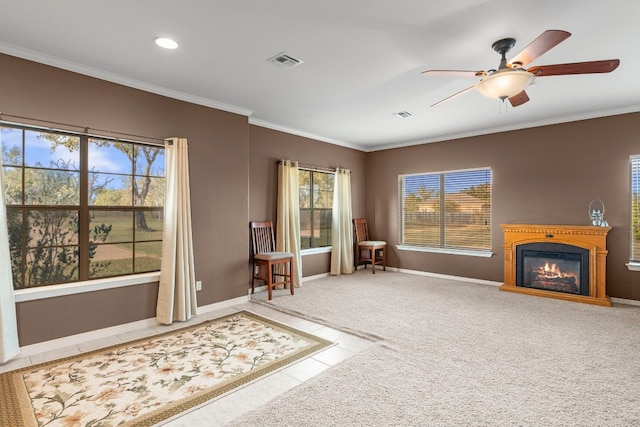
[630,156,640,262]
[398,168,492,252]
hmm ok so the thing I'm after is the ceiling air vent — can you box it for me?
[393,111,413,118]
[268,52,303,69]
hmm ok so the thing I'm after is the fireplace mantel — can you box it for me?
[500,224,611,306]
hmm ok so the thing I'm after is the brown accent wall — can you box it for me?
[2,52,639,346]
[1,53,250,345]
[16,283,159,345]
[248,125,367,277]
[1,53,367,346]
[366,113,640,300]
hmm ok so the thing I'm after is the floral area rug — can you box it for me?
[0,311,332,427]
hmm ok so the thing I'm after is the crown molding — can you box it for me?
[3,42,638,153]
[248,117,366,152]
[0,42,253,117]
[372,105,640,151]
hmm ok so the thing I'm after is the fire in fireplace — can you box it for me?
[501,224,610,306]
[516,243,590,296]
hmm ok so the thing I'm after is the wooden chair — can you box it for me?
[353,218,386,274]
[250,221,294,300]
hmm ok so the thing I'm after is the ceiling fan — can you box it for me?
[423,30,620,107]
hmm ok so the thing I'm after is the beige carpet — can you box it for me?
[233,270,640,426]
[0,311,331,427]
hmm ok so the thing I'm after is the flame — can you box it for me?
[543,262,559,274]
[540,262,575,279]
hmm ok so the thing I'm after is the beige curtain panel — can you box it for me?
[156,138,197,324]
[0,147,20,363]
[277,160,302,287]
[330,168,353,275]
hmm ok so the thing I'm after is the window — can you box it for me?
[299,169,333,249]
[398,168,491,252]
[1,124,165,289]
[630,156,640,262]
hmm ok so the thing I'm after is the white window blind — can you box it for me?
[398,168,492,251]
[630,156,640,262]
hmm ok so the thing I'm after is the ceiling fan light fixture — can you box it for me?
[476,69,535,100]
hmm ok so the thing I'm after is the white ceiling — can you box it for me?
[1,0,639,151]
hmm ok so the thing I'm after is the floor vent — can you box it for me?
[268,52,303,69]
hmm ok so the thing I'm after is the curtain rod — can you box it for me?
[277,160,339,173]
[0,112,166,146]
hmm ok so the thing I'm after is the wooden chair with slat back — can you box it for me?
[250,221,294,300]
[353,218,386,274]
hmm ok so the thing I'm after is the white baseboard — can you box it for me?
[396,267,640,307]
[19,295,249,357]
[302,272,331,282]
[611,297,640,307]
[18,271,640,357]
[250,272,330,294]
[196,295,249,314]
[394,267,503,287]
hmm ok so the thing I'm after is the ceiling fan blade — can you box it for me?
[422,70,487,78]
[431,85,475,107]
[508,30,571,68]
[509,91,530,107]
[527,59,620,76]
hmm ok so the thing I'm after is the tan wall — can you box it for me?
[366,113,640,300]
[248,125,367,277]
[2,51,639,346]
[1,53,250,345]
[1,53,367,346]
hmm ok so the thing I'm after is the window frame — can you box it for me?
[298,168,334,251]
[13,272,161,302]
[627,155,640,270]
[397,167,493,258]
[2,123,165,292]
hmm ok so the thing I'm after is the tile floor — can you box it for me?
[0,300,376,426]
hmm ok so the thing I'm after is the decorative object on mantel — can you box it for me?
[589,199,608,226]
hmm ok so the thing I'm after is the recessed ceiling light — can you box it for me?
[155,37,179,49]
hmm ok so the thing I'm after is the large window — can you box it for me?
[1,125,165,289]
[630,156,640,262]
[299,169,333,249]
[398,168,492,252]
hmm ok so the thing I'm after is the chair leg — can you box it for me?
[355,248,360,271]
[251,265,256,294]
[372,250,376,273]
[289,259,294,295]
[267,262,273,300]
[382,248,386,271]
[370,248,376,274]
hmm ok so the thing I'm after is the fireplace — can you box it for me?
[501,224,611,306]
[517,243,589,296]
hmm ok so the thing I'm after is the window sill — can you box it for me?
[626,262,640,271]
[397,244,494,258]
[13,272,161,303]
[300,246,332,256]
